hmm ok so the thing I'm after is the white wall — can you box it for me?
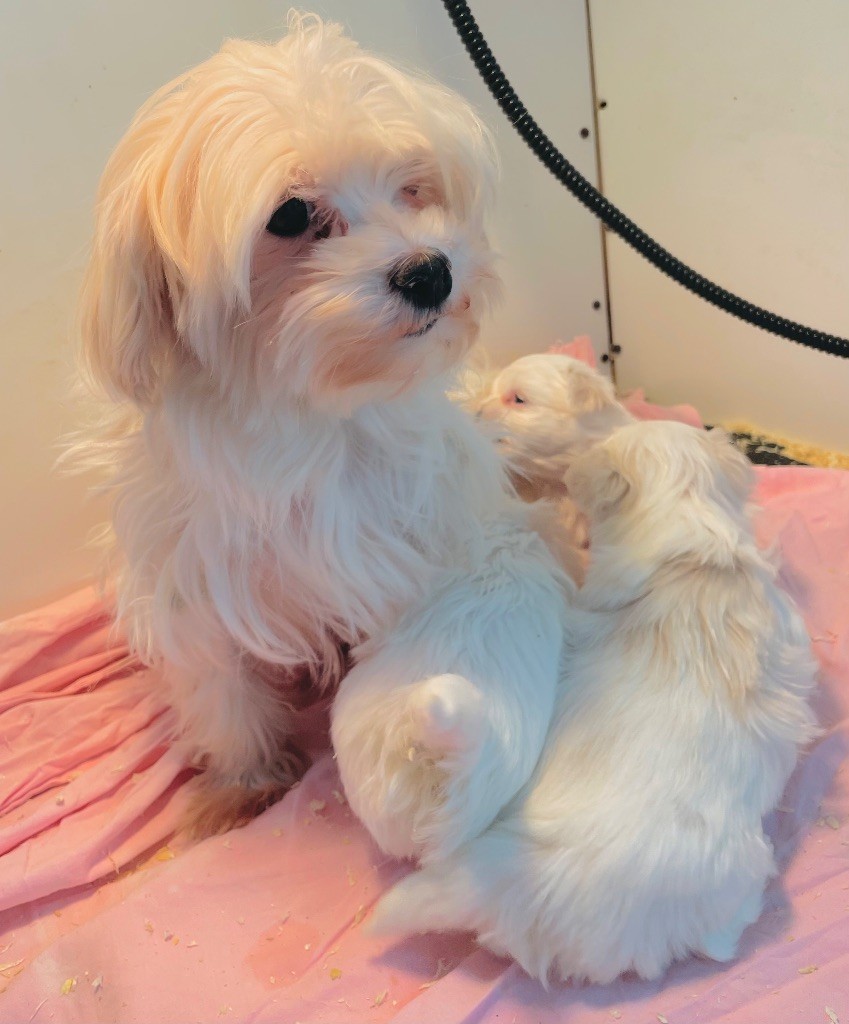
[0,1,605,619]
[589,0,849,448]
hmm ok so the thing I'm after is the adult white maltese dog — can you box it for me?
[76,14,567,841]
[372,422,818,982]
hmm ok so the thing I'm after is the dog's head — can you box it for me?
[79,14,499,415]
[472,354,632,496]
[565,421,755,556]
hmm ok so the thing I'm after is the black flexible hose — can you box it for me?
[442,0,849,358]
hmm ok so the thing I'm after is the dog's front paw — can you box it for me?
[184,747,308,839]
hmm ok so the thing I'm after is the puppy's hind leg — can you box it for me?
[334,517,566,861]
[697,887,765,963]
[407,674,487,754]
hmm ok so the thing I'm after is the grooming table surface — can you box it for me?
[2,420,848,1022]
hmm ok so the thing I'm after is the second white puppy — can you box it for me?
[472,352,634,501]
[471,353,633,556]
[372,422,818,983]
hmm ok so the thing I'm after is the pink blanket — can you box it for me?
[2,423,848,1023]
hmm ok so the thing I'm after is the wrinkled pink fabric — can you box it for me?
[2,436,848,1022]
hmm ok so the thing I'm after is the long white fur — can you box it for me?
[72,13,567,839]
[372,421,818,983]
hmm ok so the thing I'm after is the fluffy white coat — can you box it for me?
[73,14,566,841]
[373,421,818,982]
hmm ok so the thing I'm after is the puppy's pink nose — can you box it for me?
[388,250,452,311]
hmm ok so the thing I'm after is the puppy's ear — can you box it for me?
[569,370,617,415]
[565,442,632,518]
[704,428,755,505]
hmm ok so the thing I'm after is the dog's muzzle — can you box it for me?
[388,250,452,312]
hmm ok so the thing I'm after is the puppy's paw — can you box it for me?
[697,889,763,962]
[184,747,308,839]
[408,674,485,754]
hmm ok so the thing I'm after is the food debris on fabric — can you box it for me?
[798,964,819,974]
[310,799,327,815]
[153,846,175,861]
[420,958,451,989]
[826,1007,840,1024]
[332,789,346,805]
[55,794,65,806]
[329,968,342,981]
[610,1012,622,1020]
[187,940,198,948]
[346,866,356,887]
[92,975,104,993]
[144,920,154,933]
[272,828,283,837]
[353,905,366,926]
[657,1015,669,1023]
[60,977,77,995]
[26,996,49,1021]
[372,990,388,1007]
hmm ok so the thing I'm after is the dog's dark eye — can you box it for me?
[510,393,526,405]
[266,197,312,237]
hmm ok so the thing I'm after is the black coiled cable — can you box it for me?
[442,0,849,358]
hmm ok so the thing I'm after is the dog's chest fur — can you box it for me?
[116,382,508,668]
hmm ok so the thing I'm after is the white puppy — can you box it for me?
[472,353,634,502]
[469,353,633,557]
[373,422,818,982]
[74,14,566,841]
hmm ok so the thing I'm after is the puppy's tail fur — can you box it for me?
[370,862,474,938]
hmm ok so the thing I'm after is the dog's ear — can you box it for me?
[565,441,632,518]
[424,84,498,223]
[78,108,184,404]
[77,77,209,404]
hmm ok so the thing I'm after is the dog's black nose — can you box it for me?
[388,250,452,311]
